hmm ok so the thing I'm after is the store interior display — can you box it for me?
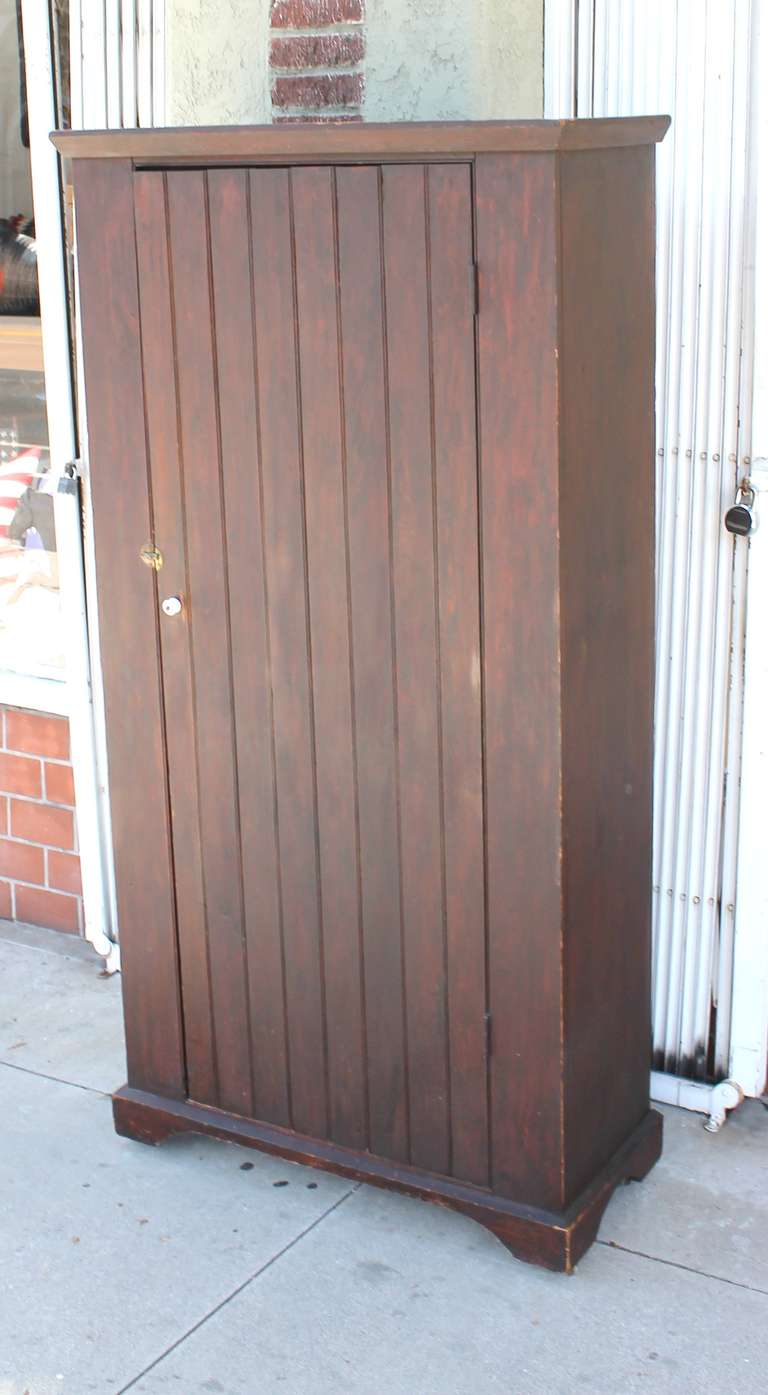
[0,0,63,679]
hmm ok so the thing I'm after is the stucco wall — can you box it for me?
[365,0,543,121]
[166,0,272,125]
[166,0,544,125]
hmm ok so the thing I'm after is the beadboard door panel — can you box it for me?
[133,162,490,1185]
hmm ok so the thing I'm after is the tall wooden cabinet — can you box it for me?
[54,118,668,1271]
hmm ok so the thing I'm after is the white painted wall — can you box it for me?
[365,0,544,121]
[166,0,272,125]
[165,0,544,125]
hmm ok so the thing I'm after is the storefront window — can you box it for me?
[0,0,65,681]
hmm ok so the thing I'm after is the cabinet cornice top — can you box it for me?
[51,116,670,165]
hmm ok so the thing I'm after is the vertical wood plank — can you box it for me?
[249,168,328,1141]
[336,165,408,1163]
[475,154,565,1209]
[382,164,450,1176]
[133,170,215,1106]
[73,159,185,1099]
[428,164,489,1187]
[292,167,366,1150]
[208,169,291,1128]
[165,171,252,1118]
[558,146,655,1202]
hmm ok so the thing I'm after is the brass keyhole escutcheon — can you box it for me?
[139,542,163,572]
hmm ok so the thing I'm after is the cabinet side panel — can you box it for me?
[558,145,656,1202]
[475,154,564,1209]
[73,159,185,1099]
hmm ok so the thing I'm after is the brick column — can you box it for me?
[0,707,83,934]
[270,1,365,123]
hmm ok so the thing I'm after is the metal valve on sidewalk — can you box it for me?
[724,479,758,537]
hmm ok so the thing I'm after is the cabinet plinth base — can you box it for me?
[112,1086,662,1273]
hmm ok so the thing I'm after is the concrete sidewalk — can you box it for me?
[1,921,766,1395]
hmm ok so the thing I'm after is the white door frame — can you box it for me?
[19,1,169,969]
[66,0,168,966]
[728,0,768,1100]
[21,0,118,969]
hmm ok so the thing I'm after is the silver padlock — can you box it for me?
[161,595,183,617]
[724,482,757,537]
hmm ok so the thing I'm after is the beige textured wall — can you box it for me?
[166,0,272,125]
[165,0,544,125]
[364,0,544,121]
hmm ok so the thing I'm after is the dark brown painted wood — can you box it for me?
[335,164,408,1163]
[428,163,489,1188]
[207,169,291,1128]
[291,166,366,1149]
[53,115,671,164]
[382,164,451,1176]
[557,145,657,1204]
[475,153,565,1211]
[249,167,328,1141]
[133,171,215,1106]
[163,171,253,1118]
[113,1085,662,1274]
[72,159,185,1100]
[71,120,665,1271]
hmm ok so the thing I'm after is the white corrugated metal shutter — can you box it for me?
[546,0,755,1084]
[69,0,165,129]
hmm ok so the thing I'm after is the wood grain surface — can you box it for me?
[53,116,670,164]
[72,126,663,1268]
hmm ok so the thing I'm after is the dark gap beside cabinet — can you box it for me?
[56,116,669,1273]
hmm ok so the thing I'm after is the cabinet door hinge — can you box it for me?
[471,261,480,317]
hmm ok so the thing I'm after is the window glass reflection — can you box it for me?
[0,0,65,680]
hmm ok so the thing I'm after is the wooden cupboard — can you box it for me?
[54,117,668,1271]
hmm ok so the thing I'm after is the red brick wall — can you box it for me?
[0,706,83,934]
[270,0,365,122]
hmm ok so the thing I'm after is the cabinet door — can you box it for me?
[132,162,489,1185]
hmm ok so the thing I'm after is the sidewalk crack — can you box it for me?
[598,1239,768,1297]
[114,1184,360,1394]
[0,1058,109,1095]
